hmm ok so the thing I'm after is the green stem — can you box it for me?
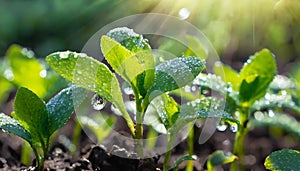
[163,133,176,171]
[230,107,249,171]
[71,119,82,156]
[186,125,194,171]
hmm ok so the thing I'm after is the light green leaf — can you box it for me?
[0,113,32,144]
[207,150,237,170]
[214,61,240,91]
[13,87,49,143]
[46,51,135,134]
[6,45,47,97]
[265,149,300,171]
[47,86,87,135]
[148,57,205,100]
[239,49,277,106]
[169,154,197,171]
[0,75,13,106]
[249,112,300,139]
[150,94,180,129]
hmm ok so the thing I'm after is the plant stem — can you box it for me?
[163,133,176,171]
[230,107,249,171]
[71,119,82,156]
[186,125,194,171]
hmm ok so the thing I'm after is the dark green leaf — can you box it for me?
[46,51,135,133]
[148,57,205,100]
[47,86,87,135]
[265,149,300,171]
[169,154,197,171]
[207,150,237,170]
[13,87,49,143]
[0,113,32,144]
[6,45,47,97]
[239,49,277,106]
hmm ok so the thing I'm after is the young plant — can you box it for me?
[45,27,206,156]
[0,86,86,170]
[195,49,300,170]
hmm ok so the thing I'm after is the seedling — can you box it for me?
[0,86,86,170]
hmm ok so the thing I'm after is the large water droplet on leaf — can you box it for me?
[122,82,134,95]
[216,121,228,131]
[230,124,238,133]
[91,94,106,110]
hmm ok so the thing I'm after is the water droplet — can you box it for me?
[178,8,190,20]
[191,85,197,92]
[216,121,228,131]
[122,82,133,95]
[39,69,47,78]
[268,110,275,117]
[4,68,14,81]
[60,51,70,59]
[91,94,106,110]
[254,111,265,120]
[230,124,238,133]
[184,85,191,92]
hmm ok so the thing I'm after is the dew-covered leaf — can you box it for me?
[252,93,300,114]
[148,57,205,100]
[207,150,237,170]
[249,112,300,139]
[169,154,197,171]
[47,86,87,135]
[239,49,277,106]
[265,149,300,171]
[46,51,134,133]
[193,73,239,103]
[6,45,47,97]
[268,75,296,93]
[0,113,32,144]
[214,61,240,91]
[13,87,49,143]
[179,97,238,124]
[150,94,180,129]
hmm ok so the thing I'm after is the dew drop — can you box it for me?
[254,111,265,120]
[268,110,275,117]
[216,121,228,131]
[60,51,70,59]
[122,82,133,95]
[111,104,122,116]
[39,69,47,78]
[178,8,190,20]
[230,124,238,133]
[91,94,106,110]
[4,68,14,81]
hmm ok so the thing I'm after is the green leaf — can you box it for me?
[0,113,32,144]
[101,35,154,96]
[239,49,277,106]
[249,112,300,139]
[265,149,300,171]
[46,51,135,134]
[193,73,239,103]
[0,75,13,106]
[214,61,240,91]
[169,154,197,171]
[6,45,47,97]
[148,57,205,100]
[179,97,238,124]
[150,94,180,129]
[207,150,237,170]
[47,86,87,135]
[268,75,296,93]
[252,93,300,114]
[13,87,49,144]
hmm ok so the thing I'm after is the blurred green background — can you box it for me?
[0,0,299,72]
